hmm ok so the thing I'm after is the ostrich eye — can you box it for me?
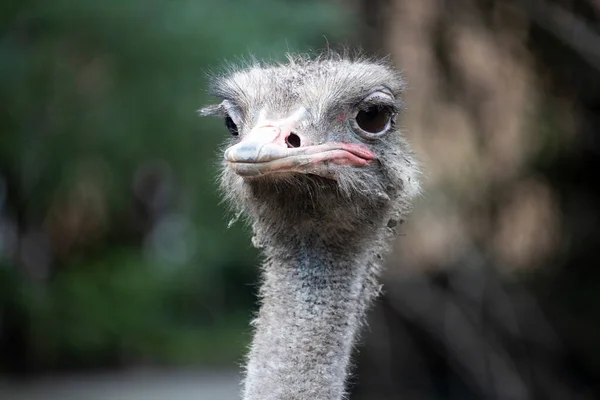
[356,106,392,133]
[352,105,393,138]
[225,116,239,136]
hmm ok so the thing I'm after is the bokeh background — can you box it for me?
[0,0,599,399]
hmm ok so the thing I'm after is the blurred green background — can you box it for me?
[0,0,352,372]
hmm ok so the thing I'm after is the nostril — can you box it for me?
[286,133,301,148]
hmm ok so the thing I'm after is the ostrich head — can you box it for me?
[202,54,420,248]
[201,54,421,400]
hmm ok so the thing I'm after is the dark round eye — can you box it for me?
[225,116,238,136]
[354,106,393,135]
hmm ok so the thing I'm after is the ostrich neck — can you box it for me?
[242,231,385,400]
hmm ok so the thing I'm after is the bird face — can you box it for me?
[201,56,420,230]
[221,104,377,179]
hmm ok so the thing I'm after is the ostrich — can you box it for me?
[200,54,420,400]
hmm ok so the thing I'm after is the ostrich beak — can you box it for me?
[224,125,375,178]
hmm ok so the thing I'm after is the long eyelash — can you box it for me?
[359,93,401,109]
[219,100,245,124]
[358,101,398,113]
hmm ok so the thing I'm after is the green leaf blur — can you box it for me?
[0,0,350,371]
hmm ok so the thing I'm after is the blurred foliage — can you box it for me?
[0,0,351,372]
[351,0,600,398]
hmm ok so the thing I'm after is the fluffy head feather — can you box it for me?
[201,53,420,249]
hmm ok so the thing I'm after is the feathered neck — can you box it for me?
[242,219,392,400]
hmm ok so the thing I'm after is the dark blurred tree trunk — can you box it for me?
[352,0,600,398]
